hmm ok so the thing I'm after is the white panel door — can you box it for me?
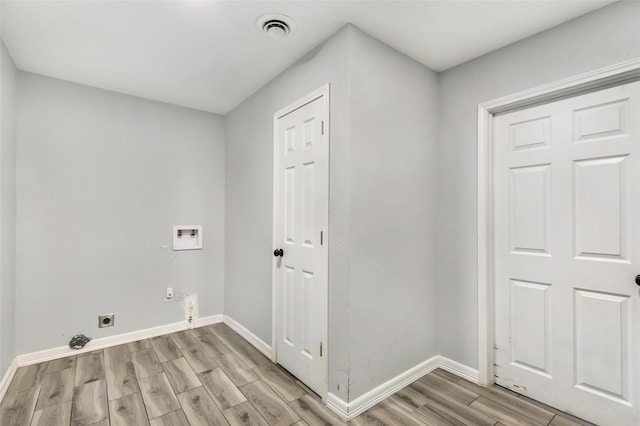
[274,89,328,397]
[494,81,640,425]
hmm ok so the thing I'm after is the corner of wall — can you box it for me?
[0,39,18,380]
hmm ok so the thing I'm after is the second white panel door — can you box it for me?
[274,90,328,397]
[493,81,640,425]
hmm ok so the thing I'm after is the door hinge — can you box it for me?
[320,342,323,357]
[320,231,323,245]
[321,121,324,135]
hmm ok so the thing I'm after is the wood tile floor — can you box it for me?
[0,323,595,425]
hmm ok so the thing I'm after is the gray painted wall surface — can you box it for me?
[225,25,439,401]
[436,1,640,369]
[15,73,225,354]
[347,28,439,399]
[225,26,352,401]
[0,0,637,403]
[0,41,17,374]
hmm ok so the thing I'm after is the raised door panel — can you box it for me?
[284,167,296,245]
[573,156,627,261]
[574,100,628,142]
[301,271,314,361]
[283,267,295,348]
[510,165,551,255]
[574,289,629,403]
[302,162,315,248]
[510,116,551,151]
[510,279,551,376]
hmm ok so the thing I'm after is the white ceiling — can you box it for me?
[0,0,615,115]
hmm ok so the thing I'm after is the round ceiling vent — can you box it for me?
[256,13,296,38]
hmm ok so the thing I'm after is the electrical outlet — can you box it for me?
[98,313,115,328]
[165,287,174,302]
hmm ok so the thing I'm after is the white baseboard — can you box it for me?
[194,314,223,328]
[326,392,350,419]
[437,355,479,384]
[0,358,17,402]
[326,355,479,421]
[15,314,223,367]
[223,315,273,360]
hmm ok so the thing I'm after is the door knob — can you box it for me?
[274,248,284,257]
[636,275,640,286]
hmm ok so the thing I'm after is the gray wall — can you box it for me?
[436,0,640,368]
[346,28,439,399]
[225,25,439,401]
[2,0,637,403]
[0,41,17,374]
[15,73,225,354]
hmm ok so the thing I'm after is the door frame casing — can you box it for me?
[477,58,640,386]
[272,84,330,398]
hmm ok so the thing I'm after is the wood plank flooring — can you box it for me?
[0,324,595,425]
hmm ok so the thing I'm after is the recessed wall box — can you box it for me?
[173,225,202,250]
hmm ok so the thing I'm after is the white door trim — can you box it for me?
[477,58,640,386]
[272,84,330,397]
